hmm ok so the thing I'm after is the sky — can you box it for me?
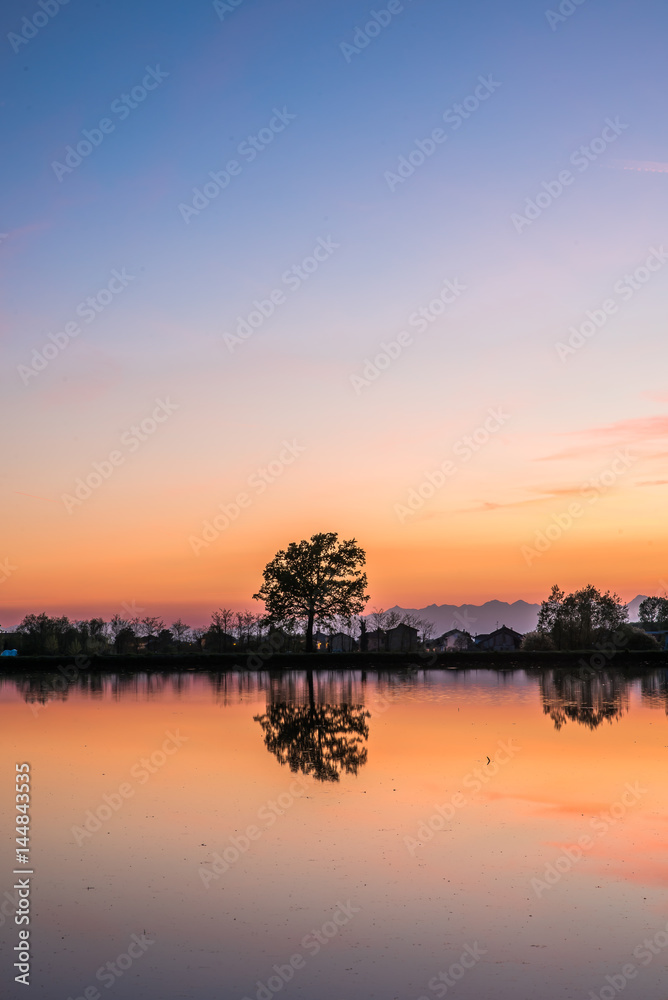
[1,0,667,625]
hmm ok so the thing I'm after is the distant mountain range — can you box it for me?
[379,596,648,637]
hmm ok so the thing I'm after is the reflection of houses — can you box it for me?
[365,624,418,652]
[428,629,473,652]
[474,626,523,651]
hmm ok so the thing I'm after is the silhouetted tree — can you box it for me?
[170,619,191,651]
[135,616,165,642]
[521,630,556,651]
[639,597,668,631]
[253,533,368,652]
[371,608,388,632]
[206,609,236,652]
[614,624,660,650]
[114,625,137,655]
[16,613,71,654]
[537,584,627,649]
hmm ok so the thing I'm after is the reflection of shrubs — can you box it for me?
[521,631,556,651]
[613,625,661,651]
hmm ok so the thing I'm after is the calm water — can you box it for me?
[1,667,668,1000]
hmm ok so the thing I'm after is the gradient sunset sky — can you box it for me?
[2,0,667,624]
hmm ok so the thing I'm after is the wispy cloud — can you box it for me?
[462,486,587,514]
[610,158,668,174]
[537,415,668,462]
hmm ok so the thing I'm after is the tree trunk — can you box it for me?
[306,608,315,652]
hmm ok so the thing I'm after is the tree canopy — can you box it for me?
[536,584,628,650]
[638,596,668,631]
[253,532,369,652]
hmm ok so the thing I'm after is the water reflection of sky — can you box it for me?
[1,668,667,1000]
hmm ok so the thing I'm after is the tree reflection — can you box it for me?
[538,670,629,730]
[640,671,668,714]
[254,670,370,781]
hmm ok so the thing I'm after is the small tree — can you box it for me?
[16,613,71,654]
[614,624,661,651]
[135,616,165,643]
[521,630,556,651]
[171,619,190,651]
[370,608,387,632]
[114,626,137,654]
[537,584,627,650]
[638,597,668,631]
[253,533,369,652]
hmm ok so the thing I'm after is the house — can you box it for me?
[429,629,473,652]
[386,623,418,652]
[312,630,330,652]
[366,629,387,652]
[474,625,523,651]
[201,631,236,652]
[328,632,354,653]
[365,624,419,652]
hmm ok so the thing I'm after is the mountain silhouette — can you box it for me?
[374,596,649,636]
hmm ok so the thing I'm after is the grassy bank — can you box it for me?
[2,650,668,672]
